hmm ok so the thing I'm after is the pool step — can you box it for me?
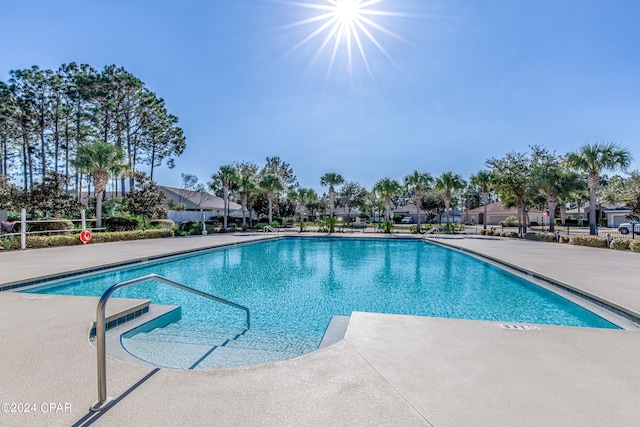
[121,322,306,369]
[192,346,300,370]
[127,322,244,347]
[121,332,299,369]
[121,337,215,369]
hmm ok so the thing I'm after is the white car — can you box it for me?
[400,216,414,224]
[618,221,640,234]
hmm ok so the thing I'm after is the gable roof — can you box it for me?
[160,186,241,211]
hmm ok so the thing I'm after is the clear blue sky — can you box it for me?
[2,0,639,192]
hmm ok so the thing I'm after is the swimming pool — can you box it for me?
[24,237,618,368]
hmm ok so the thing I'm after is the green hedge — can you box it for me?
[0,229,173,250]
[610,238,631,251]
[500,231,519,238]
[524,232,557,242]
[178,221,219,235]
[569,235,608,248]
[630,240,640,253]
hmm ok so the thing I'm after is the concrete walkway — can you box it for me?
[1,233,640,426]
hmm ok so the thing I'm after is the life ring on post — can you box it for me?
[80,230,92,244]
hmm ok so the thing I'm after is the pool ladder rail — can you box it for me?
[422,228,440,239]
[90,273,250,412]
[263,225,279,237]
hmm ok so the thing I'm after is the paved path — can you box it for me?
[1,233,639,426]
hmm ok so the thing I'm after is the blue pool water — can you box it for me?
[24,238,617,368]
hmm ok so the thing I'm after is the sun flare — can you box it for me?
[334,0,360,24]
[281,0,406,83]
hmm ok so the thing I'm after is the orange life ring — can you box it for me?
[80,230,92,243]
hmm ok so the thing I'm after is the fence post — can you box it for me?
[20,208,26,250]
[81,209,86,231]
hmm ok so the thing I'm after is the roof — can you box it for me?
[160,186,241,211]
[566,203,629,214]
[393,204,421,213]
[467,202,543,215]
[330,207,361,216]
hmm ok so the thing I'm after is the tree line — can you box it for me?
[0,67,635,239]
[201,142,635,236]
[0,63,186,200]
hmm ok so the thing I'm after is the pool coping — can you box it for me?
[2,235,276,292]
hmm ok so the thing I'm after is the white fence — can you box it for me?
[0,208,98,250]
[168,210,250,223]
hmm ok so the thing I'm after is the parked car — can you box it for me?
[618,221,640,234]
[400,216,414,224]
[350,221,367,228]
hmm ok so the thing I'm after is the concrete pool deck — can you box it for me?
[1,233,640,426]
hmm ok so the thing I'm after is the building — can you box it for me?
[567,203,631,227]
[159,186,244,222]
[466,202,544,226]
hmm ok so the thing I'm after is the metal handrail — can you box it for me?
[91,273,250,411]
[263,225,278,236]
[423,228,440,239]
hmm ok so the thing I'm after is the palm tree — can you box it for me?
[530,147,565,232]
[373,178,402,227]
[72,142,126,229]
[233,161,258,227]
[567,142,632,235]
[436,171,466,226]
[210,164,238,230]
[469,170,493,230]
[289,187,317,231]
[404,171,433,233]
[259,173,283,224]
[320,172,344,233]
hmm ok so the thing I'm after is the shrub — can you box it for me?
[610,238,630,251]
[179,221,200,234]
[569,235,608,248]
[104,217,139,232]
[0,236,19,250]
[443,222,460,234]
[178,221,218,235]
[28,219,74,233]
[149,219,176,230]
[630,240,640,253]
[90,229,173,243]
[524,232,557,242]
[479,229,488,235]
[503,216,517,226]
[558,235,570,244]
[500,231,519,238]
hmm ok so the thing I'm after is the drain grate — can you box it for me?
[499,324,541,331]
